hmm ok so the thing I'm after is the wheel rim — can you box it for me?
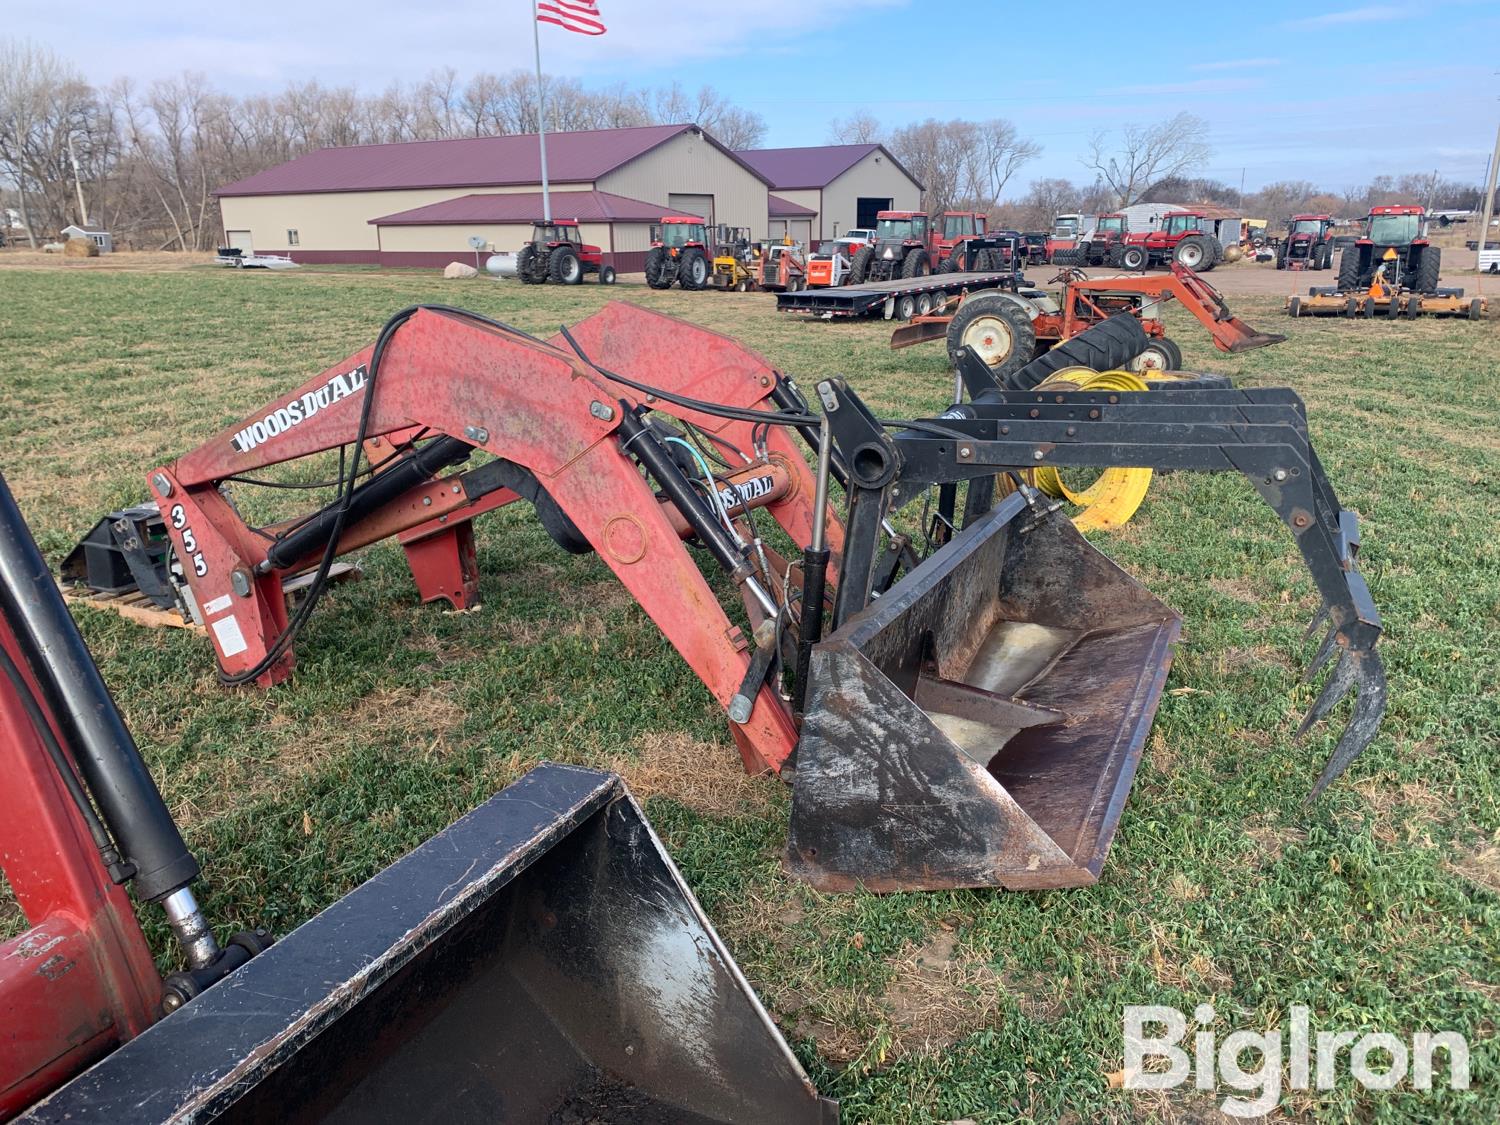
[961,315,1014,367]
[897,297,915,319]
[1179,244,1203,267]
[563,258,580,282]
[1133,347,1168,371]
[691,259,707,284]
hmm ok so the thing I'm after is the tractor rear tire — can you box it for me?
[1413,246,1441,294]
[1129,336,1183,372]
[1336,246,1364,292]
[939,249,960,273]
[645,247,673,289]
[550,247,583,285]
[1052,248,1082,266]
[1275,246,1287,270]
[848,246,873,285]
[945,293,1037,383]
[517,245,543,284]
[1007,312,1148,391]
[902,249,931,279]
[1120,245,1148,271]
[1174,236,1213,271]
[679,249,709,290]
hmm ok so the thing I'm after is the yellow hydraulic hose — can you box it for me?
[1004,368,1154,531]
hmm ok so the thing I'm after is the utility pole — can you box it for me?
[1476,120,1500,275]
[65,133,89,227]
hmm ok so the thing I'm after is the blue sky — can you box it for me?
[16,0,1499,192]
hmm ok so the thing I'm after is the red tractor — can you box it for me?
[1118,211,1223,272]
[1277,214,1336,271]
[516,220,615,285]
[1054,213,1131,267]
[1336,205,1441,294]
[645,216,713,290]
[847,210,936,283]
[932,211,993,271]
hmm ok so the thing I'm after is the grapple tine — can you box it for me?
[1296,648,1357,739]
[1303,605,1331,642]
[1307,650,1388,799]
[1303,624,1340,683]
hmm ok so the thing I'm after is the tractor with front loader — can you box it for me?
[1,470,834,1122]
[644,215,713,290]
[1276,214,1336,271]
[516,220,616,285]
[64,300,1385,897]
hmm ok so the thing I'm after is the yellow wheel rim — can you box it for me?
[1030,368,1153,531]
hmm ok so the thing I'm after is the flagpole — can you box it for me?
[532,1,552,223]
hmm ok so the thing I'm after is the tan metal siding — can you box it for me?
[219,185,596,253]
[818,151,922,241]
[597,130,769,239]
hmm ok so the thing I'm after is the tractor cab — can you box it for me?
[1363,206,1425,248]
[1094,214,1127,235]
[876,211,928,244]
[1288,216,1333,239]
[1279,214,1336,270]
[531,221,580,246]
[1160,212,1209,235]
[652,217,709,251]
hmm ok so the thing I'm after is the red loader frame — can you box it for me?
[146,304,841,777]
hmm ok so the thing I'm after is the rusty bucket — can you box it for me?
[786,492,1180,893]
[23,765,836,1124]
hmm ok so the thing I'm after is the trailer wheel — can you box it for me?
[916,292,934,316]
[902,249,931,279]
[598,264,617,285]
[1469,298,1484,320]
[945,293,1037,382]
[1120,245,1148,270]
[1288,296,1303,318]
[1129,336,1182,372]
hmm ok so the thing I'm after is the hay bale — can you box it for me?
[63,236,99,258]
[442,261,478,279]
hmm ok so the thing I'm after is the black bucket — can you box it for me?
[787,492,1180,892]
[23,765,836,1124]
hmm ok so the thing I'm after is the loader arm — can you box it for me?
[1067,263,1285,353]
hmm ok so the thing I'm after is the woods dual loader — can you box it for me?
[0,473,834,1123]
[62,302,1386,896]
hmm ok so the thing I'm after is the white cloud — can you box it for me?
[1190,57,1282,72]
[1286,5,1404,28]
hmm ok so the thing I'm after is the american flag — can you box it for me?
[536,0,606,35]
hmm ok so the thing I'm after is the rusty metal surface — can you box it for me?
[22,765,835,1124]
[787,497,1179,892]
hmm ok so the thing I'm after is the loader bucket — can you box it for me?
[787,492,1180,893]
[24,764,836,1125]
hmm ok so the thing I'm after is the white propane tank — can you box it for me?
[486,252,518,278]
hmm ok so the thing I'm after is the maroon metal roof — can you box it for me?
[735,143,923,191]
[369,191,676,226]
[768,194,817,218]
[218,123,767,197]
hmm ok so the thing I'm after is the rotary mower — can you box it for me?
[61,302,1386,896]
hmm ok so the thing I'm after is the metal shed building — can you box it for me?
[216,123,772,271]
[734,144,924,243]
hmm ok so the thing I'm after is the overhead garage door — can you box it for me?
[668,193,714,227]
[225,229,253,252]
[856,198,891,228]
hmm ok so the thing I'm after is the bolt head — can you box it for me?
[1033,450,1044,461]
[231,570,252,597]
[1273,469,1288,482]
[589,400,616,422]
[959,446,972,458]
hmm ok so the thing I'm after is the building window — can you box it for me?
[287,229,300,246]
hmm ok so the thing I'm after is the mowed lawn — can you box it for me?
[0,262,1495,1123]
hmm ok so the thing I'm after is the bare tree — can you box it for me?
[887,117,1039,216]
[1084,112,1212,208]
[826,112,882,145]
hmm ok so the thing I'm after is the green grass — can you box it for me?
[1,264,1496,1122]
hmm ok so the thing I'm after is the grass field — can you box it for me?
[1,263,1495,1123]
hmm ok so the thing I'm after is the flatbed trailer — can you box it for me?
[776,270,1024,319]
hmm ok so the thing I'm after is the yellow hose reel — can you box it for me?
[1000,368,1154,532]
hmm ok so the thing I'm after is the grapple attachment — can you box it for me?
[23,765,836,1124]
[787,493,1178,892]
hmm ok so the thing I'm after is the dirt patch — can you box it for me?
[1351,777,1446,845]
[1449,844,1500,894]
[1244,815,1306,865]
[1209,575,1262,604]
[1148,927,1233,992]
[608,731,773,819]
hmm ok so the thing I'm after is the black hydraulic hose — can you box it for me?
[0,472,198,902]
[263,435,472,571]
[769,377,850,491]
[792,546,829,715]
